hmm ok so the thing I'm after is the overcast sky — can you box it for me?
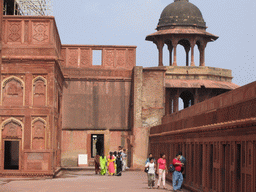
[52,0,256,86]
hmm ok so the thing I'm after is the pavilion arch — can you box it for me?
[179,90,195,110]
[0,117,24,150]
[1,76,25,106]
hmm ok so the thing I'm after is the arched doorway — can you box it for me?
[179,90,194,109]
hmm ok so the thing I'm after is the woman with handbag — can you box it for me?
[145,157,156,189]
[156,153,168,189]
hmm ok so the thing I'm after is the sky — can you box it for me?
[52,0,256,86]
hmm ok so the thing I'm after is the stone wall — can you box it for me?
[149,81,256,192]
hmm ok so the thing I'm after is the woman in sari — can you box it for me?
[94,153,100,174]
[107,152,116,176]
[100,154,107,175]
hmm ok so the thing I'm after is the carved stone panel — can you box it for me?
[104,49,115,67]
[7,21,22,43]
[116,49,126,68]
[32,22,49,43]
[80,49,91,67]
[67,49,78,68]
[32,119,46,150]
[127,49,136,69]
[2,120,22,139]
[33,77,46,106]
[2,77,24,106]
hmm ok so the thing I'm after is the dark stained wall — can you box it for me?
[62,80,132,130]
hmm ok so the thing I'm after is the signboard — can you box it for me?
[78,154,88,166]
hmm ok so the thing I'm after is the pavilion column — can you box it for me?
[200,43,206,66]
[173,90,179,113]
[190,42,195,66]
[185,46,190,66]
[172,41,178,66]
[155,39,164,66]
[167,43,173,66]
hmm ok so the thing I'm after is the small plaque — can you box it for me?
[78,154,88,165]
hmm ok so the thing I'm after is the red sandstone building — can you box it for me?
[0,1,255,191]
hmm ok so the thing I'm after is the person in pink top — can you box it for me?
[156,153,168,189]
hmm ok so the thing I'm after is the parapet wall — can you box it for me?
[151,81,256,134]
[2,16,61,60]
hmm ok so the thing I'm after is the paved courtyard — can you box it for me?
[0,170,190,192]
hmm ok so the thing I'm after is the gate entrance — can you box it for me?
[4,140,19,170]
[91,134,104,158]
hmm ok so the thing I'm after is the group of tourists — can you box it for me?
[145,152,185,191]
[94,146,128,176]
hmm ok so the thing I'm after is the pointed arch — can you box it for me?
[31,117,47,150]
[32,76,47,106]
[0,117,24,150]
[1,76,25,106]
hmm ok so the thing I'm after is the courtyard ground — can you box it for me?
[0,170,190,192]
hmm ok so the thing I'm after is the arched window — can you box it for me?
[179,90,194,109]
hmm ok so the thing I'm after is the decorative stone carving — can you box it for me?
[32,118,46,150]
[2,118,23,139]
[117,49,126,68]
[8,22,21,42]
[80,49,91,67]
[127,49,135,69]
[68,49,78,67]
[32,22,49,43]
[33,76,46,106]
[105,49,115,67]
[2,76,24,106]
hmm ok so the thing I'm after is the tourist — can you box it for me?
[122,148,127,171]
[145,153,153,164]
[100,153,107,175]
[156,153,168,189]
[107,152,116,176]
[171,153,184,191]
[145,157,156,189]
[116,152,123,176]
[94,153,100,174]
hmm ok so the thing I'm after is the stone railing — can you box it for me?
[61,45,136,70]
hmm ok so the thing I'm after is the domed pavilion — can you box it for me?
[146,0,239,114]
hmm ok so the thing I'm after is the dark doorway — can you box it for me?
[4,141,19,170]
[180,90,194,109]
[91,134,104,158]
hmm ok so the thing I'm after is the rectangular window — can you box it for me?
[92,50,102,66]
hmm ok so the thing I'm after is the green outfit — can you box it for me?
[100,156,107,175]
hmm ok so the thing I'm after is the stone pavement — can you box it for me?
[0,170,191,192]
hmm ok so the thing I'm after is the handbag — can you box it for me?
[144,167,149,173]
[169,164,175,173]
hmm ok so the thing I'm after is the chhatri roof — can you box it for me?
[146,0,218,41]
[157,0,206,30]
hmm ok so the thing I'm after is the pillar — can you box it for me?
[155,39,164,67]
[200,43,206,66]
[190,42,195,66]
[167,43,173,66]
[172,41,178,66]
[173,91,179,113]
[185,46,190,66]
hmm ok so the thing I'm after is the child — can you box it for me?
[145,157,156,189]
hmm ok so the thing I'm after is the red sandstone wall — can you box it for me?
[62,80,132,130]
[0,16,63,177]
[149,81,256,192]
[61,130,130,167]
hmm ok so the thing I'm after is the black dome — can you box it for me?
[157,0,206,30]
